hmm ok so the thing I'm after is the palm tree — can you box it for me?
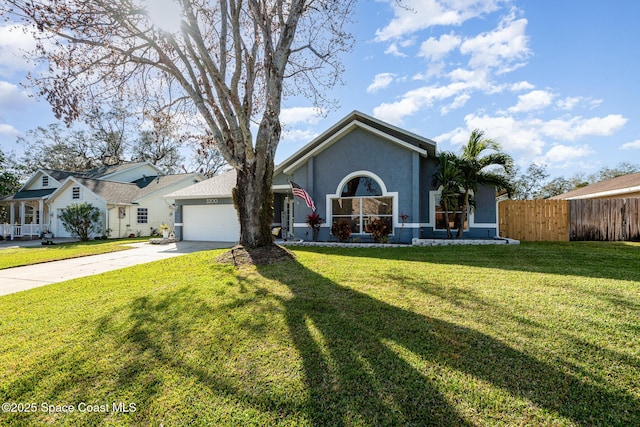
[433,151,463,238]
[456,129,514,238]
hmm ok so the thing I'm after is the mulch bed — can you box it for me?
[216,244,296,266]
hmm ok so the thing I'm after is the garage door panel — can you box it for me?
[183,205,240,242]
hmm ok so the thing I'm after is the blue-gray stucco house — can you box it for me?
[165,111,499,243]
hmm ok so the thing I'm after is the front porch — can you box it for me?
[0,197,52,240]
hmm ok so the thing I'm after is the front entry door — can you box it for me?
[281,197,294,240]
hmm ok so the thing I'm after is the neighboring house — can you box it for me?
[165,111,500,243]
[550,172,640,200]
[0,162,203,240]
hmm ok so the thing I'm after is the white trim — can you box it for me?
[283,120,428,175]
[429,189,472,231]
[325,171,402,234]
[429,189,498,229]
[272,184,291,191]
[563,185,640,200]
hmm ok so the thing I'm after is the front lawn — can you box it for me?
[0,238,147,270]
[0,242,638,426]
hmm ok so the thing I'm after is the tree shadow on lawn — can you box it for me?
[2,259,637,426]
[258,259,639,426]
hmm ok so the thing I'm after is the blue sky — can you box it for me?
[1,0,639,178]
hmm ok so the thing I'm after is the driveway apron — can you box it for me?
[0,241,232,296]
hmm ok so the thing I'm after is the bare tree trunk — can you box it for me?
[456,192,470,239]
[233,162,275,248]
[232,111,280,248]
[444,210,452,239]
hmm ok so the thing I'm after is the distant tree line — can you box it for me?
[6,103,227,182]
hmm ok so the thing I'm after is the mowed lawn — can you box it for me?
[0,242,638,426]
[0,238,148,270]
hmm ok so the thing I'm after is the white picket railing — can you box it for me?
[1,223,50,239]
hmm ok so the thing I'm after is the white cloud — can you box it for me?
[418,32,461,61]
[556,96,581,111]
[279,107,323,126]
[0,123,21,139]
[459,13,530,71]
[620,139,640,150]
[367,73,396,93]
[441,93,471,114]
[373,80,478,123]
[556,96,603,111]
[384,43,407,57]
[435,112,628,164]
[280,128,320,145]
[0,81,32,110]
[509,90,555,113]
[375,0,504,41]
[510,81,535,92]
[0,23,39,76]
[542,144,593,163]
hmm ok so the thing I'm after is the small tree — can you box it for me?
[456,130,514,238]
[432,151,463,239]
[59,203,101,241]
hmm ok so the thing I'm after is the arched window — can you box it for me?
[332,174,393,235]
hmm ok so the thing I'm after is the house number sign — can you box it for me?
[206,199,219,204]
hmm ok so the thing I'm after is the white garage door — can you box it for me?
[183,204,240,242]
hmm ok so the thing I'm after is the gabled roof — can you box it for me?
[47,173,202,205]
[275,110,437,175]
[83,162,160,179]
[41,169,82,181]
[164,169,236,199]
[132,174,203,202]
[550,172,640,200]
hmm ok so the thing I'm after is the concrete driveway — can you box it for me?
[0,241,233,297]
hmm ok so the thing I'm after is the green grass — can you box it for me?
[0,242,638,426]
[0,238,148,269]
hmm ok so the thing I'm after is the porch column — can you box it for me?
[20,201,26,226]
[38,199,44,226]
[9,202,15,240]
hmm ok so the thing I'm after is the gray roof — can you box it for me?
[83,162,153,179]
[41,169,83,181]
[550,172,640,199]
[68,174,199,204]
[164,169,236,199]
[4,188,57,201]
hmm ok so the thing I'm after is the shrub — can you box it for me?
[59,203,101,241]
[331,220,352,242]
[366,218,391,243]
[306,212,324,241]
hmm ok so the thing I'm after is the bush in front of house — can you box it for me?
[59,202,101,241]
[331,220,352,242]
[366,218,391,243]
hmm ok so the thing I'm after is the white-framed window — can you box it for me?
[42,176,49,187]
[118,207,126,219]
[330,174,394,235]
[72,186,80,199]
[137,208,148,224]
[430,190,471,231]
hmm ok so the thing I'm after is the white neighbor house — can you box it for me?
[0,162,203,240]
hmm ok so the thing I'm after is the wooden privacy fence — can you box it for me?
[499,198,640,241]
[499,200,570,241]
[570,198,640,241]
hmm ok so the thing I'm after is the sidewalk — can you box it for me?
[0,241,233,296]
